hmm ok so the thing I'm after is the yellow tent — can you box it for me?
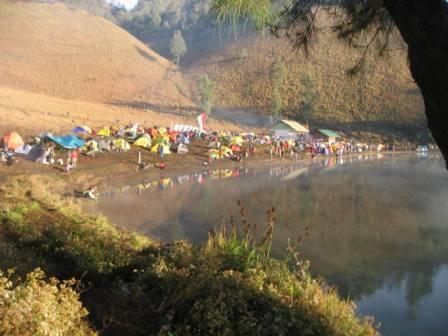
[219,146,233,157]
[97,127,111,137]
[151,143,171,154]
[134,137,151,148]
[230,136,244,146]
[114,139,130,151]
[153,135,170,145]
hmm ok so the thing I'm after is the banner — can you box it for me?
[196,112,207,131]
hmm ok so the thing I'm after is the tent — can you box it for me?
[25,146,46,162]
[47,135,84,149]
[84,140,99,153]
[2,132,25,151]
[114,139,131,151]
[151,143,171,154]
[14,144,32,155]
[134,137,151,148]
[219,146,233,157]
[72,126,92,134]
[230,144,242,152]
[97,127,112,137]
[177,144,189,154]
[230,136,244,146]
[153,135,170,146]
[140,133,152,141]
[98,139,111,151]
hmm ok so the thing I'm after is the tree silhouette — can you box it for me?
[212,0,448,167]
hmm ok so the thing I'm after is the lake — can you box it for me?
[98,153,448,336]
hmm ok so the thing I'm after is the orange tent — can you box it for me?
[2,132,24,151]
[230,144,242,152]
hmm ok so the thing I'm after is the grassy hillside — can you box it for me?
[0,87,245,137]
[186,26,428,142]
[0,0,194,108]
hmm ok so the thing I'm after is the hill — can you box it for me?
[0,0,194,108]
[185,25,428,142]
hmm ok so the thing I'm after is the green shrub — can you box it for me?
[0,268,96,336]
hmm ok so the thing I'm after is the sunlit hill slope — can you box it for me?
[186,22,428,142]
[0,0,194,108]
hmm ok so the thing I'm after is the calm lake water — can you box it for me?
[98,153,448,336]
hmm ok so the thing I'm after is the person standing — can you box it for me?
[158,144,164,160]
[66,151,73,172]
[71,148,79,169]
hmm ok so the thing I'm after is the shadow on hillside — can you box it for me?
[212,107,270,128]
[109,100,199,116]
[194,56,244,68]
[134,45,158,63]
[315,120,429,141]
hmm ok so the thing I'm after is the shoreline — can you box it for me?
[0,146,424,200]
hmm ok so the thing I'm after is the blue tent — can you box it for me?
[47,135,85,149]
[72,126,88,134]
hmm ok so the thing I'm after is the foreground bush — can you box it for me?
[0,181,379,335]
[0,268,96,336]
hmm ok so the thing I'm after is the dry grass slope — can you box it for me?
[0,0,193,108]
[187,18,427,141]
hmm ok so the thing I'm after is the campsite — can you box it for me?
[1,1,448,336]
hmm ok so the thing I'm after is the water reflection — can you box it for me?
[98,153,448,336]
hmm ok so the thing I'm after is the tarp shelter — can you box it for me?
[2,132,25,151]
[47,135,84,149]
[134,137,151,148]
[25,146,46,162]
[97,128,112,137]
[311,129,341,145]
[269,120,310,138]
[114,139,131,151]
[151,143,171,154]
[15,144,32,155]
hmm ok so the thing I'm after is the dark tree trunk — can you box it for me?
[384,0,448,167]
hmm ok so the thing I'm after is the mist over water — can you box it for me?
[98,154,448,336]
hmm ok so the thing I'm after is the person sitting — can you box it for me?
[155,162,167,169]
[6,150,15,166]
[83,186,99,199]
